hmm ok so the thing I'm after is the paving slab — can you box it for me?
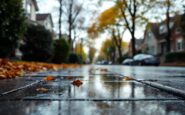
[0,65,185,115]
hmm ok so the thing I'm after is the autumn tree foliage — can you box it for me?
[89,0,161,57]
[21,24,53,62]
[99,39,116,62]
[0,0,26,58]
[74,41,86,62]
[98,38,127,63]
[87,5,121,39]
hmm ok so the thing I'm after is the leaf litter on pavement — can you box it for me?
[0,58,79,79]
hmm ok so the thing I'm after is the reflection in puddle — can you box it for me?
[2,100,183,115]
[68,74,176,99]
[1,65,185,115]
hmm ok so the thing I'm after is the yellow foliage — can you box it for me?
[74,42,86,60]
[98,6,121,29]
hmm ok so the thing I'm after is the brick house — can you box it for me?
[143,15,185,58]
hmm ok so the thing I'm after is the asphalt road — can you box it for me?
[0,65,185,115]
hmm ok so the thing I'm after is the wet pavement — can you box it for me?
[0,65,185,115]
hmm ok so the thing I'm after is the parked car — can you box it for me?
[122,58,134,65]
[96,60,108,65]
[133,54,159,66]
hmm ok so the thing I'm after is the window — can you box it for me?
[176,38,183,51]
[148,31,152,38]
[159,24,167,34]
[27,3,31,14]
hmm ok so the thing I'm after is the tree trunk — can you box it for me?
[59,0,62,39]
[166,0,171,53]
[131,33,136,57]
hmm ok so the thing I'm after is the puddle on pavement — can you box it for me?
[2,74,179,100]
[0,100,185,115]
[1,66,185,115]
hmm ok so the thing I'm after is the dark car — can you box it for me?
[122,58,135,65]
[133,54,159,66]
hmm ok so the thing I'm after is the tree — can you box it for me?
[74,41,86,62]
[0,0,26,57]
[99,39,116,62]
[87,6,124,61]
[21,25,53,62]
[63,0,83,51]
[117,0,156,56]
[52,38,70,63]
[58,0,63,39]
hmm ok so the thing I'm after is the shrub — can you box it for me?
[0,0,26,57]
[165,52,185,62]
[52,39,70,63]
[21,24,53,62]
[68,53,81,64]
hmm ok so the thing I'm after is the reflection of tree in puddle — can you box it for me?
[100,75,134,98]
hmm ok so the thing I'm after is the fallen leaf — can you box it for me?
[67,76,73,80]
[43,76,55,81]
[100,68,108,72]
[0,58,80,79]
[36,87,49,93]
[124,76,135,81]
[72,80,83,87]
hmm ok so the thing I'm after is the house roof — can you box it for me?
[144,15,183,41]
[36,13,54,27]
[33,0,39,11]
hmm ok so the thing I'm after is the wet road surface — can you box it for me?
[0,65,185,115]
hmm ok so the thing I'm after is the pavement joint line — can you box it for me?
[136,80,185,99]
[0,98,183,102]
[107,71,185,99]
[0,80,42,96]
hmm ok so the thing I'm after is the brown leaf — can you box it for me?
[100,68,108,72]
[72,80,83,87]
[36,87,49,93]
[43,76,55,81]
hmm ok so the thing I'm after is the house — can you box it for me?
[143,15,185,57]
[127,15,185,58]
[23,0,39,21]
[23,0,54,32]
[36,13,54,32]
[142,23,159,55]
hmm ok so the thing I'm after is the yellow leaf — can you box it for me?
[124,76,134,81]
